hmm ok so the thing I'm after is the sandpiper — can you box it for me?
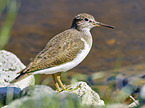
[11,13,114,92]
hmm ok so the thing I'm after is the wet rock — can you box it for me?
[0,50,35,89]
[0,87,21,105]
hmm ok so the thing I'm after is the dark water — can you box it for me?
[3,0,145,75]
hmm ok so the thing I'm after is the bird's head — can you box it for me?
[71,13,115,31]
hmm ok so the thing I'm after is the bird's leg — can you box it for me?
[56,73,80,91]
[51,74,61,92]
[56,73,66,91]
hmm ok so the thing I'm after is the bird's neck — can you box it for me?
[71,25,93,47]
[79,28,93,48]
[79,27,91,33]
[83,29,93,48]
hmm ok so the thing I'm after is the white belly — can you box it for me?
[33,38,92,75]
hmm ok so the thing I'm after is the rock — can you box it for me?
[0,87,21,105]
[0,50,35,89]
[106,103,128,108]
[5,82,104,108]
[140,84,145,99]
[138,84,145,107]
[67,81,105,106]
[20,82,104,106]
[20,85,56,97]
[6,88,81,108]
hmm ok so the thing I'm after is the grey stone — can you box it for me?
[20,85,56,97]
[140,84,145,99]
[0,50,35,89]
[20,82,104,106]
[106,103,128,108]
[67,81,104,106]
[5,82,104,108]
[138,84,145,107]
[6,89,81,108]
[0,87,21,105]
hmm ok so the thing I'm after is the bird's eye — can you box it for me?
[84,18,89,21]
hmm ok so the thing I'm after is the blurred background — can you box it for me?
[1,0,145,102]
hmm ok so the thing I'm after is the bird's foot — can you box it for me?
[64,83,81,92]
[57,84,81,92]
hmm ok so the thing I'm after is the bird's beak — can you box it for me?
[94,21,115,29]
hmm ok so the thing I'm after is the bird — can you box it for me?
[11,13,114,92]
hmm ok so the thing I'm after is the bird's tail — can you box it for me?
[10,70,30,83]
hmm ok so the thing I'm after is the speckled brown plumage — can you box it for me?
[24,28,85,73]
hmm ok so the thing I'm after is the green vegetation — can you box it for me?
[0,0,18,49]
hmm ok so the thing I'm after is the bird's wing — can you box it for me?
[22,29,85,73]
